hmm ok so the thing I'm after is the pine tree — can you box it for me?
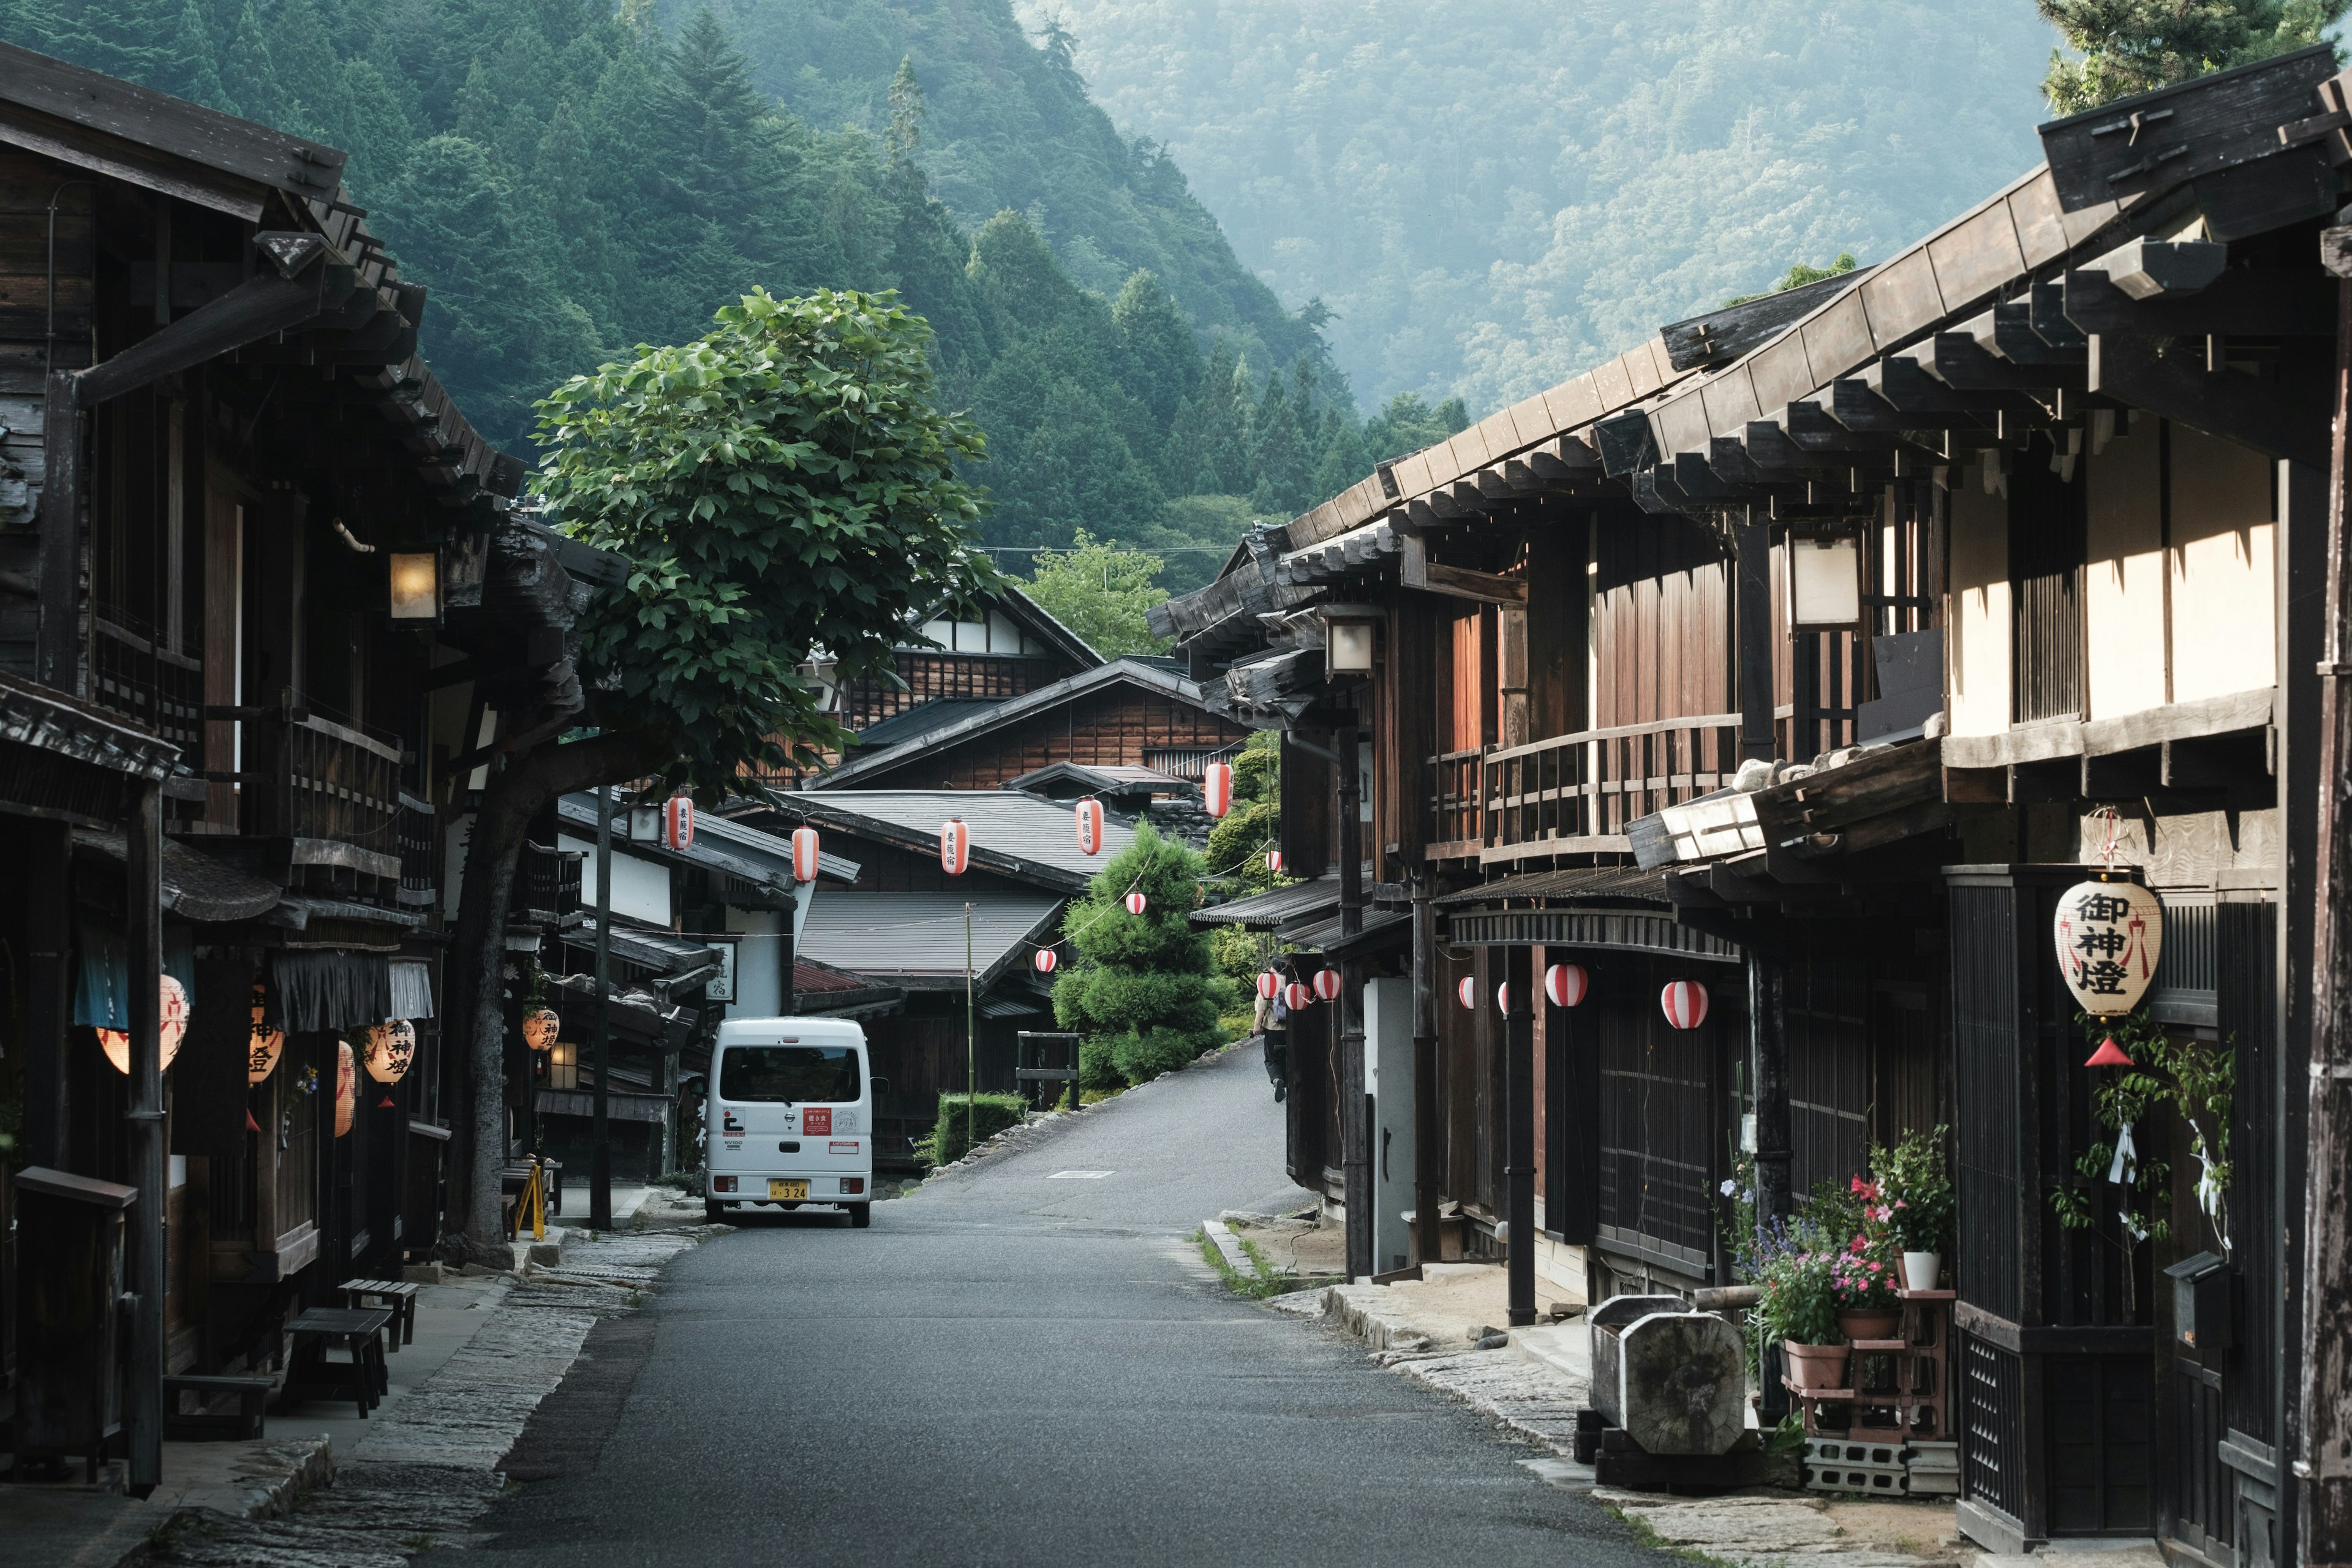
[1110,269,1199,435]
[452,58,500,142]
[336,58,415,200]
[1051,824,1232,1088]
[884,53,924,181]
[271,0,341,140]
[2038,0,2349,115]
[157,0,235,115]
[223,0,281,129]
[1247,369,1308,515]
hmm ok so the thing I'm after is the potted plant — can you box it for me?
[1833,1232,1903,1341]
[1874,1126,1954,1292]
[1759,1248,1848,1393]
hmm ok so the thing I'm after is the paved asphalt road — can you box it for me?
[453,1044,1673,1568]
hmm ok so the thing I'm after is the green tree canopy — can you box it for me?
[2038,0,2350,115]
[1022,529,1169,657]
[534,285,995,788]
[1052,824,1233,1086]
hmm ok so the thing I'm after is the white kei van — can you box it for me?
[704,1017,876,1227]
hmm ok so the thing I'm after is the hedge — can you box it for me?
[925,1092,1029,1166]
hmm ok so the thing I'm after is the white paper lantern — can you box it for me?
[1203,761,1234,818]
[1124,890,1147,915]
[1257,971,1281,1001]
[791,826,820,883]
[663,795,694,851]
[247,982,284,1085]
[1660,980,1710,1031]
[364,1019,417,1084]
[1313,968,1343,1001]
[99,973,189,1075]
[1033,947,1058,974]
[1457,976,1478,1011]
[940,818,970,876]
[1545,963,1589,1008]
[1076,797,1106,856]
[2054,876,2164,1019]
[1282,981,1313,1010]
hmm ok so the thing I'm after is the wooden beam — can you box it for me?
[2089,331,2332,470]
[77,264,353,407]
[1657,264,1877,372]
[34,370,80,692]
[2062,266,2337,337]
[1398,536,1526,605]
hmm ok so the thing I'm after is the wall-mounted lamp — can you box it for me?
[389,551,440,622]
[1319,603,1382,679]
[799,650,842,715]
[1785,532,1861,633]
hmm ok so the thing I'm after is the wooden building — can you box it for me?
[1156,47,2348,1568]
[0,45,619,1490]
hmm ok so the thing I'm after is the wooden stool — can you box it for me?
[340,1278,420,1349]
[162,1373,273,1439]
[278,1307,392,1419]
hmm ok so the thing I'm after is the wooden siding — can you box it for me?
[842,685,1248,791]
[839,650,1076,736]
[1593,516,1730,730]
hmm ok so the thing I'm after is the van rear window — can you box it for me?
[719,1046,861,1103]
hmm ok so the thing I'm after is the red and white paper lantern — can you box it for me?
[1076,797,1106,856]
[1313,968,1343,1001]
[1257,970,1281,1001]
[791,826,820,883]
[1495,982,1515,1014]
[1033,947,1058,974]
[98,973,191,1075]
[1203,761,1234,818]
[1659,979,1710,1031]
[1265,849,1283,873]
[1457,976,1479,1011]
[1544,963,1589,1009]
[940,818,970,876]
[1124,889,1148,915]
[663,794,694,851]
[1282,981,1313,1010]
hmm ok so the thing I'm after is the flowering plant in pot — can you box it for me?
[1758,1246,1848,1392]
[1833,1232,1903,1341]
[1872,1126,1954,1292]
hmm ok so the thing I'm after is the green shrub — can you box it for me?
[1052,824,1235,1088]
[1078,1036,1126,1093]
[1109,1025,1212,1084]
[924,1092,1028,1166]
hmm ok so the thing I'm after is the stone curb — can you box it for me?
[1200,1219,1257,1277]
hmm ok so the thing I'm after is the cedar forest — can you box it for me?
[0,0,1471,601]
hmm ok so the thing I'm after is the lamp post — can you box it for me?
[591,786,613,1231]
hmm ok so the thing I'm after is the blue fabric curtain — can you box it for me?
[72,920,196,1028]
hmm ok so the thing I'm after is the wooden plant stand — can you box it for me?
[1782,1289,1955,1443]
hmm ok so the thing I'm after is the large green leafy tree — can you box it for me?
[1052,826,1233,1088]
[1022,530,1167,656]
[2038,0,2349,115]
[441,286,993,1260]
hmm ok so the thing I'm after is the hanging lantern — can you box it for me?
[1257,971,1281,1001]
[940,818,970,876]
[1313,968,1343,1001]
[1033,947,1058,974]
[2086,1035,2136,1068]
[1076,797,1106,856]
[247,981,284,1085]
[334,1040,356,1137]
[1124,889,1148,915]
[1457,976,1478,1011]
[1282,980,1313,1010]
[1496,982,1515,1014]
[2054,875,2164,1019]
[522,1007,561,1052]
[664,794,695,851]
[1660,980,1710,1031]
[791,826,820,883]
[364,1019,417,1084]
[1203,761,1234,819]
[1545,963,1589,1009]
[98,973,190,1075]
[1265,849,1283,873]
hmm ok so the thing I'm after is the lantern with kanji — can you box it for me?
[1313,968,1343,1001]
[940,818,970,876]
[1204,761,1234,818]
[364,1019,417,1084]
[334,1040,357,1136]
[2054,875,2164,1020]
[1033,947,1058,974]
[1124,889,1147,916]
[1282,980,1313,1010]
[1076,797,1106,856]
[1457,976,1478,1011]
[98,973,190,1074]
[247,982,284,1084]
[1660,980,1710,1031]
[1545,963,1589,1008]
[1257,971,1281,1001]
[664,794,694,851]
[522,1006,561,1052]
[791,826,820,883]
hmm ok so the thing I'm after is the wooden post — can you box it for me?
[1748,948,1791,1227]
[590,787,612,1229]
[1337,723,1370,1280]
[2299,246,2352,1566]
[23,818,72,1169]
[1412,877,1441,1272]
[1736,509,1776,764]
[124,779,164,1495]
[1506,944,1535,1327]
[36,369,81,695]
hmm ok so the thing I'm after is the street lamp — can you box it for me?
[1318,603,1382,679]
[1785,530,1861,632]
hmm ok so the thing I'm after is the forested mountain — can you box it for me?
[1017,1,2061,413]
[0,0,1463,563]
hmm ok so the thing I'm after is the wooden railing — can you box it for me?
[1425,712,1742,862]
[91,612,203,752]
[204,696,404,857]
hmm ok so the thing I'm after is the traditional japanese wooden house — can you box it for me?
[0,45,613,1488]
[1155,47,2347,1568]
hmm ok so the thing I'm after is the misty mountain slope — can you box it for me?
[1017,0,2057,412]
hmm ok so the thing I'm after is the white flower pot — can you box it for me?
[1902,1251,1942,1292]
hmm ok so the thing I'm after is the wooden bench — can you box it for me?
[163,1373,273,1440]
[340,1278,420,1350]
[276,1306,391,1419]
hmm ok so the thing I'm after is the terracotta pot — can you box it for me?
[1839,1309,1902,1343]
[1783,1340,1851,1392]
[1902,1251,1942,1292]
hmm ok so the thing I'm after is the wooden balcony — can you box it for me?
[91,612,203,753]
[1426,711,1741,863]
[195,698,412,915]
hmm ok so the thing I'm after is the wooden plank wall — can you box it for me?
[1593,516,1731,729]
[841,685,1249,790]
[841,652,1074,734]
[0,154,92,679]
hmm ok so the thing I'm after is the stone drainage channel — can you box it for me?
[146,1227,705,1568]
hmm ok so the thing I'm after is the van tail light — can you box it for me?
[840,1177,865,1195]
[713,1175,736,1193]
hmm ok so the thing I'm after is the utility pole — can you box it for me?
[1336,723,1370,1282]
[965,902,976,1155]
[1505,945,1534,1327]
[590,787,613,1231]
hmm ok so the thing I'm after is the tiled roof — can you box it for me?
[760,790,1137,889]
[794,891,1064,990]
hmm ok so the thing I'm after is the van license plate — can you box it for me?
[769,1180,809,1200]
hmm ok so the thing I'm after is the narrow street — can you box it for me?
[442,1047,1665,1568]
